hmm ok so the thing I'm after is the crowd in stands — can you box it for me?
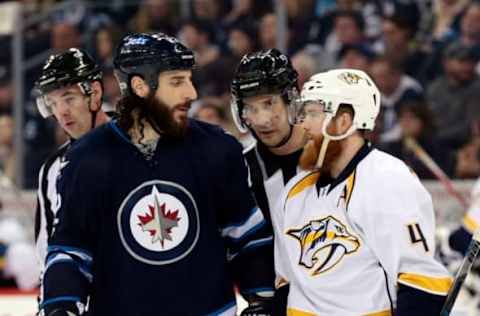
[1,0,480,188]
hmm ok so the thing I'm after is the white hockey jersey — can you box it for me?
[272,145,452,315]
[462,178,480,233]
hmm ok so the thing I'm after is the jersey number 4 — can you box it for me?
[407,223,429,252]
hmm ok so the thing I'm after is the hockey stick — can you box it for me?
[403,137,469,209]
[441,229,480,315]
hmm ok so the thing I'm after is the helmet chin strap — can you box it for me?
[269,123,294,149]
[315,114,357,169]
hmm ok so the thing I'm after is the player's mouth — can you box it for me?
[174,102,191,115]
[64,120,75,127]
[257,130,275,138]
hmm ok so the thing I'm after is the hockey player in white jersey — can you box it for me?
[273,69,452,315]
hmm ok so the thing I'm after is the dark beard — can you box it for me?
[144,93,188,139]
[299,129,343,176]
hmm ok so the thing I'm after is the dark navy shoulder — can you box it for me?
[41,141,71,169]
[63,123,118,166]
[188,119,242,151]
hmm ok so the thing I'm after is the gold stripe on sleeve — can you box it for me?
[398,273,452,295]
[362,310,391,316]
[287,308,316,316]
[463,214,479,234]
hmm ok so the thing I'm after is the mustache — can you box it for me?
[299,129,343,174]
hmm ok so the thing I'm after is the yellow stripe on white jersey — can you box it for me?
[287,172,320,200]
[287,308,391,316]
[363,310,392,316]
[463,214,479,234]
[287,308,316,316]
[398,273,452,295]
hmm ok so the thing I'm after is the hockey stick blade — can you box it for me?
[441,229,480,315]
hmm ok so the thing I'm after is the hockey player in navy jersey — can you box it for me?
[34,49,110,270]
[231,49,307,314]
[273,69,452,315]
[39,33,275,316]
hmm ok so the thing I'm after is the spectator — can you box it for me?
[323,10,367,58]
[191,99,227,127]
[94,24,123,68]
[380,101,455,179]
[422,1,480,83]
[0,65,12,115]
[427,40,480,150]
[258,13,279,51]
[179,20,219,68]
[291,50,318,89]
[338,43,375,72]
[129,0,176,35]
[50,22,81,53]
[431,0,470,41]
[375,12,428,79]
[369,56,424,144]
[227,22,258,61]
[0,114,14,180]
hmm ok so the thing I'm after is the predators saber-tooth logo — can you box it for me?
[287,216,360,276]
[338,72,364,85]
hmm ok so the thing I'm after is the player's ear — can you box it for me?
[89,81,103,111]
[131,76,150,98]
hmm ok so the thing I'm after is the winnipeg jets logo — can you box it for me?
[118,181,200,265]
[287,216,360,276]
[137,187,181,247]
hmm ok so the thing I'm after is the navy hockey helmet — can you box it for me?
[34,48,102,118]
[231,48,298,133]
[113,32,195,97]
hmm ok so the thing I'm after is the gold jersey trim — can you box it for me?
[287,307,391,315]
[362,309,392,316]
[287,172,320,200]
[463,214,479,234]
[398,272,452,295]
[287,307,316,316]
[345,170,356,210]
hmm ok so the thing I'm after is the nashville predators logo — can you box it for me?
[287,216,360,276]
[338,72,363,85]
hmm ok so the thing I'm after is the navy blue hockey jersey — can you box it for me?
[40,120,274,316]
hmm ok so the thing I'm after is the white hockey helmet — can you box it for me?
[294,69,380,140]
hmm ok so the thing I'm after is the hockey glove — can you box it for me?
[240,296,273,316]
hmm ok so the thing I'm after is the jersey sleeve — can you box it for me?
[217,137,275,299]
[461,178,480,234]
[40,148,105,315]
[358,168,452,315]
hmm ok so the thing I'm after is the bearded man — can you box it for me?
[272,69,452,316]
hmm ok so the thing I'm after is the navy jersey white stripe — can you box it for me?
[35,142,70,269]
[243,141,302,225]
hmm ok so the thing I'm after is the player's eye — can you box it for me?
[170,80,182,87]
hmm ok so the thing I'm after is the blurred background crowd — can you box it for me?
[2,0,480,188]
[1,0,480,290]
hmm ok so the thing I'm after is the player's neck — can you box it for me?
[95,111,110,127]
[129,110,161,145]
[330,136,365,178]
[270,125,307,156]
